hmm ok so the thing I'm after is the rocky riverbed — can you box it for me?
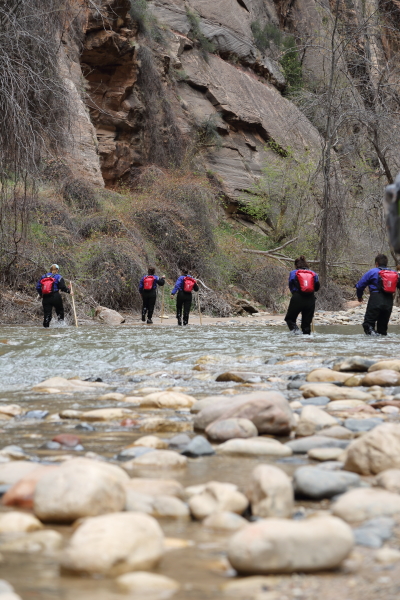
[0,325,400,600]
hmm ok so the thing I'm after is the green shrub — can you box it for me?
[129,0,163,41]
[197,115,223,149]
[280,36,303,93]
[251,21,282,52]
[186,9,216,59]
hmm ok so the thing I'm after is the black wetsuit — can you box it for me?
[139,276,165,322]
[36,274,70,328]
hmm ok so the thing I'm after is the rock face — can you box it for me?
[344,423,400,475]
[194,391,295,435]
[61,512,164,575]
[247,465,294,518]
[227,517,354,573]
[33,458,128,522]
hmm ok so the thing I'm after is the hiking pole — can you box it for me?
[69,281,78,327]
[311,318,315,333]
[198,291,203,325]
[160,285,165,324]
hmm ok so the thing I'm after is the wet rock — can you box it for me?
[332,488,400,521]
[98,392,126,401]
[320,425,354,439]
[294,466,360,499]
[25,410,49,419]
[74,422,95,431]
[216,372,262,383]
[188,481,248,520]
[168,434,192,450]
[0,446,28,460]
[343,374,365,387]
[95,305,125,325]
[0,530,62,554]
[52,434,81,448]
[353,517,394,548]
[138,391,196,409]
[301,383,372,401]
[116,572,180,595]
[60,410,82,419]
[40,441,61,450]
[296,405,338,437]
[32,377,108,392]
[181,435,215,457]
[0,460,38,485]
[139,417,193,433]
[247,465,293,518]
[2,465,59,509]
[308,447,344,461]
[132,436,168,449]
[117,447,155,460]
[375,547,400,563]
[125,491,189,518]
[125,478,184,498]
[227,516,354,573]
[368,359,400,372]
[337,356,376,372]
[202,511,247,531]
[344,417,383,433]
[362,370,400,387]
[0,581,14,594]
[306,369,352,383]
[344,423,400,475]
[123,450,187,470]
[206,418,258,442]
[61,512,164,575]
[190,396,220,414]
[0,512,43,533]
[33,458,128,523]
[300,396,330,406]
[376,469,400,493]
[81,408,135,421]
[217,437,292,457]
[287,380,306,390]
[194,391,295,436]
[0,405,23,417]
[287,435,349,454]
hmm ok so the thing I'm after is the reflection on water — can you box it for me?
[0,323,399,599]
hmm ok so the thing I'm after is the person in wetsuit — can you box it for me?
[356,253,400,335]
[170,268,199,326]
[139,267,165,324]
[36,264,71,328]
[284,256,320,335]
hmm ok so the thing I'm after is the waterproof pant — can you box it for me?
[176,291,192,325]
[363,292,393,335]
[42,292,64,328]
[141,291,157,320]
[285,292,315,335]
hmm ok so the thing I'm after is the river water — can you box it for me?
[0,323,399,600]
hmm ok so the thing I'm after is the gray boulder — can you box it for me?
[294,466,361,499]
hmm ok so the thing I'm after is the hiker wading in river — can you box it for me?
[139,267,165,324]
[284,256,320,335]
[356,253,400,336]
[36,264,72,328]
[171,268,199,326]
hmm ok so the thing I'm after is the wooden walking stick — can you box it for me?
[311,318,315,333]
[160,285,165,324]
[198,291,203,325]
[69,281,78,327]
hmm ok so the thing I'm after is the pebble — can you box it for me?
[300,396,330,406]
[168,434,192,450]
[116,571,180,594]
[308,447,344,461]
[287,436,349,453]
[24,410,49,419]
[332,487,400,521]
[376,468,400,493]
[294,466,360,499]
[123,450,188,469]
[375,547,400,564]
[247,465,293,518]
[181,435,215,457]
[188,481,248,520]
[202,511,247,531]
[216,437,292,457]
[206,418,258,441]
[344,423,400,474]
[353,517,394,548]
[344,417,384,432]
[132,436,168,449]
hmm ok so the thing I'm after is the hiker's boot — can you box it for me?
[147,319,153,324]
[177,315,182,326]
[363,324,378,336]
[183,313,189,326]
[141,309,147,322]
[291,324,301,335]
[43,316,51,328]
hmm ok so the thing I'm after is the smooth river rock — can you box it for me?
[206,418,258,441]
[294,466,360,499]
[306,368,352,383]
[376,468,400,493]
[247,465,293,518]
[344,417,383,433]
[138,391,196,409]
[296,405,338,437]
[216,437,292,457]
[287,435,349,454]
[0,530,63,554]
[300,383,372,401]
[181,436,215,457]
[337,356,376,372]
[188,481,248,520]
[125,491,189,518]
[125,478,184,498]
[362,369,400,387]
[116,572,180,595]
[332,488,400,521]
[194,391,295,435]
[131,436,168,449]
[123,450,187,470]
[61,512,164,575]
[368,359,400,372]
[344,423,400,475]
[227,516,354,573]
[0,512,43,533]
[33,458,128,523]
[202,511,247,531]
[3,466,60,509]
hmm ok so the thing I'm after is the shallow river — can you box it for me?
[0,323,399,600]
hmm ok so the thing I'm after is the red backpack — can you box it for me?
[183,276,196,292]
[296,270,315,293]
[41,276,55,295]
[143,275,156,290]
[379,269,399,294]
